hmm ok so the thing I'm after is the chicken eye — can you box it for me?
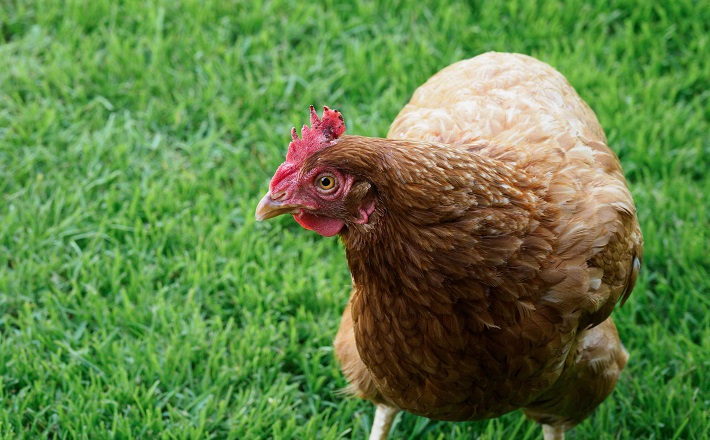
[316,175,337,192]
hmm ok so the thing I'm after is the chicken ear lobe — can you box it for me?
[345,180,376,225]
[354,197,376,225]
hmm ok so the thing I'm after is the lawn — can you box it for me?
[0,0,708,438]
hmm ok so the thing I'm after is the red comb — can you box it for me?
[285,105,346,163]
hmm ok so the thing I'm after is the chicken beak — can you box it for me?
[255,191,301,221]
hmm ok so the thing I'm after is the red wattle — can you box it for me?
[293,212,344,237]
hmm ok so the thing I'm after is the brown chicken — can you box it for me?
[255,52,642,440]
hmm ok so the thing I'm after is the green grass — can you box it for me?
[0,0,708,438]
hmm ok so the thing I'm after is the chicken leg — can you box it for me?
[369,405,399,440]
[543,424,564,440]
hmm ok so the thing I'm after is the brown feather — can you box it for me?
[320,52,643,430]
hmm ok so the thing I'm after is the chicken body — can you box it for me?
[256,52,642,439]
[333,53,642,438]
